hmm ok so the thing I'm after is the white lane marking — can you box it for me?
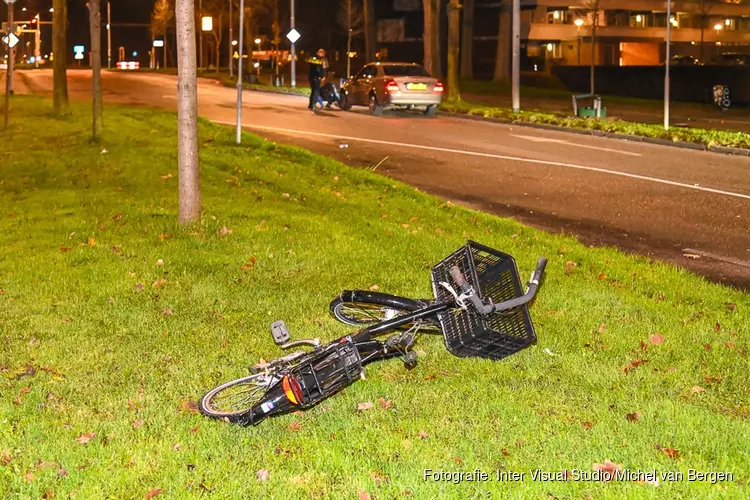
[510,133,642,157]
[681,248,750,268]
[162,95,177,99]
[211,121,750,201]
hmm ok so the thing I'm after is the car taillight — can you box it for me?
[434,80,444,93]
[385,79,400,93]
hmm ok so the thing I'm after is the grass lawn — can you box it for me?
[1,97,748,499]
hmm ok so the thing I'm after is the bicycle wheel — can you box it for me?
[200,372,277,422]
[330,291,439,331]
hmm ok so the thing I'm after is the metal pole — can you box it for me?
[35,17,41,69]
[107,1,111,68]
[347,0,351,78]
[664,1,671,130]
[229,0,233,77]
[199,0,203,70]
[236,0,245,144]
[290,0,296,88]
[511,0,520,112]
[8,1,14,95]
[4,1,13,129]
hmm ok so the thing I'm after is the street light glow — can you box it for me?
[574,18,584,27]
[255,38,262,45]
[725,19,731,26]
[49,8,54,12]
[714,23,723,30]
[232,40,238,46]
[201,17,213,32]
[636,14,642,23]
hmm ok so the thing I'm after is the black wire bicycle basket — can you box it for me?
[431,241,537,360]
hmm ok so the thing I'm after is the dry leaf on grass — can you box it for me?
[626,412,641,422]
[565,261,577,274]
[152,279,167,289]
[133,283,145,292]
[359,491,371,500]
[597,323,606,334]
[377,397,392,410]
[132,419,145,429]
[144,488,163,499]
[241,256,257,270]
[75,432,96,445]
[219,226,233,237]
[593,459,622,480]
[179,400,199,414]
[356,402,374,412]
[649,333,664,345]
[418,430,429,439]
[622,359,648,373]
[288,421,302,432]
[690,386,706,394]
[256,469,270,481]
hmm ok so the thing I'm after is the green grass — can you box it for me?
[1,96,749,499]
[440,99,750,150]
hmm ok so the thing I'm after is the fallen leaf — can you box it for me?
[626,412,641,422]
[377,397,392,410]
[57,468,68,477]
[88,237,96,246]
[565,261,577,274]
[714,322,722,332]
[111,214,123,221]
[690,386,705,394]
[189,425,199,434]
[359,491,371,500]
[640,340,648,351]
[288,421,302,432]
[179,400,199,414]
[583,421,594,430]
[593,459,622,481]
[725,341,736,349]
[356,402,374,412]
[24,472,35,482]
[683,253,701,259]
[369,285,380,291]
[452,457,464,465]
[256,469,270,481]
[424,375,436,381]
[160,173,173,180]
[160,309,174,316]
[156,259,164,266]
[704,376,723,384]
[42,490,55,499]
[172,443,182,451]
[241,256,257,270]
[132,419,145,429]
[144,488,163,499]
[219,226,233,237]
[501,448,510,456]
[418,430,429,439]
[59,245,71,253]
[597,323,606,334]
[703,344,712,351]
[725,303,737,311]
[597,272,608,280]
[649,333,664,345]
[152,278,167,289]
[158,233,169,241]
[0,452,12,465]
[622,359,648,373]
[661,447,680,459]
[369,470,390,486]
[76,432,96,445]
[133,283,145,292]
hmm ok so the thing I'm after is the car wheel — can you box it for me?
[369,94,383,117]
[424,105,438,118]
[339,92,352,111]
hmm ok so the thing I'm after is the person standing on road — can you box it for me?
[308,49,327,111]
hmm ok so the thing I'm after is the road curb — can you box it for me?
[440,111,750,157]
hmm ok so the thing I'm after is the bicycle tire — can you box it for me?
[330,290,440,331]
[200,372,278,423]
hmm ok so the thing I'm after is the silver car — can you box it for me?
[339,62,444,117]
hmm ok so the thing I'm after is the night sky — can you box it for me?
[2,0,366,67]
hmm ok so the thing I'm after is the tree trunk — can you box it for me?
[89,0,103,139]
[364,0,377,61]
[590,2,598,95]
[422,0,441,76]
[52,0,69,114]
[493,7,510,83]
[447,0,461,101]
[244,6,253,75]
[175,0,202,224]
[460,0,474,79]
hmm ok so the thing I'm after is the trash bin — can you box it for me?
[713,85,731,111]
[572,93,606,118]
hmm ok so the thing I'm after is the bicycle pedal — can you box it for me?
[270,320,291,345]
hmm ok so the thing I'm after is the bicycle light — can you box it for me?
[282,375,304,405]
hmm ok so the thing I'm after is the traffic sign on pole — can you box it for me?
[2,33,19,48]
[286,29,300,44]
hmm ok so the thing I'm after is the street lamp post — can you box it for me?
[236,0,245,144]
[574,18,584,65]
[254,37,261,77]
[664,0,671,130]
[107,1,111,68]
[290,0,296,88]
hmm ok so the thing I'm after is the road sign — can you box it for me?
[74,45,85,54]
[233,51,239,60]
[2,33,19,48]
[153,39,164,48]
[74,53,84,60]
[3,0,17,4]
[286,29,300,44]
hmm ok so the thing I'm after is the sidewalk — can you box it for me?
[462,88,750,133]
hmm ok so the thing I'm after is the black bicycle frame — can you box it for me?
[351,301,452,343]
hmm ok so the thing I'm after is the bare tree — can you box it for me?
[698,0,714,63]
[175,0,202,224]
[151,0,175,69]
[52,0,69,114]
[493,3,510,83]
[460,0,474,79]
[447,0,461,100]
[363,0,377,61]
[89,0,103,139]
[585,0,599,94]
[422,0,441,76]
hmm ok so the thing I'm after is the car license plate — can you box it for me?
[406,83,428,91]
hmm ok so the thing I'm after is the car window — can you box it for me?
[354,67,368,79]
[383,65,431,77]
[364,66,377,78]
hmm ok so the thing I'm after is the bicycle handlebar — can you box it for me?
[449,257,547,315]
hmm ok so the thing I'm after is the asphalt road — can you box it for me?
[16,69,750,288]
